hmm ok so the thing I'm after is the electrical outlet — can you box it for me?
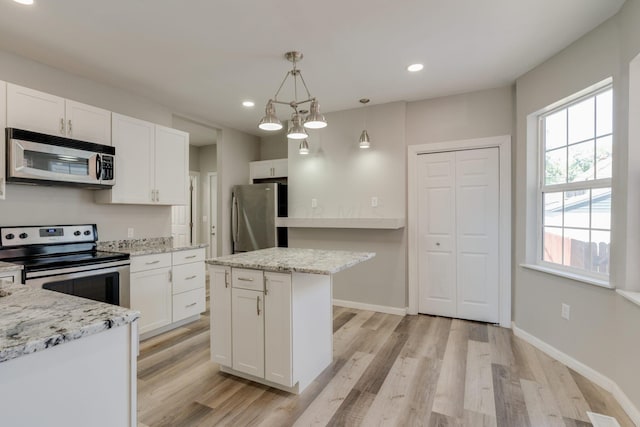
[127,228,134,238]
[371,196,378,208]
[561,303,570,320]
[311,198,318,208]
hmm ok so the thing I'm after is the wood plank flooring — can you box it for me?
[137,302,633,427]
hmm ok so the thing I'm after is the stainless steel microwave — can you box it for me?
[5,128,115,189]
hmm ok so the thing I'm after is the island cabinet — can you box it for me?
[209,264,332,393]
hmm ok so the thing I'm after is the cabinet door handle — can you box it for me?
[169,270,172,281]
[237,277,254,282]
[264,276,268,295]
[256,295,261,316]
[186,302,197,308]
[151,190,155,202]
[145,260,160,265]
[224,270,229,288]
[185,255,197,259]
[68,119,72,136]
[185,275,197,280]
[156,190,160,202]
[60,118,65,135]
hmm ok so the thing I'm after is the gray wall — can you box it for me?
[288,101,407,308]
[217,128,260,256]
[188,146,200,172]
[0,49,174,240]
[285,92,513,309]
[514,0,640,409]
[259,131,288,160]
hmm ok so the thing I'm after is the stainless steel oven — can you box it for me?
[0,224,130,307]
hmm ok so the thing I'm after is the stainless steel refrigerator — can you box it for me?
[231,183,288,253]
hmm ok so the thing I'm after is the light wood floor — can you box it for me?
[137,301,633,427]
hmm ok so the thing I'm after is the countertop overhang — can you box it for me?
[206,247,375,275]
[0,281,139,363]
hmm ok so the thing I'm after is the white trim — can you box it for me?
[521,263,613,289]
[617,289,640,308]
[513,322,640,426]
[407,135,512,328]
[189,171,200,245]
[332,299,407,316]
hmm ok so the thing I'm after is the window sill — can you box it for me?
[617,290,640,308]
[520,264,613,289]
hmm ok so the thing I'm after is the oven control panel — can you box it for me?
[0,224,97,247]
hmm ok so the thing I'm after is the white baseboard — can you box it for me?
[513,323,640,427]
[332,299,407,316]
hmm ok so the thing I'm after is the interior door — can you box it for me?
[418,152,457,317]
[418,148,500,323]
[456,148,499,322]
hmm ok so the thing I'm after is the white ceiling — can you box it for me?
[0,0,625,136]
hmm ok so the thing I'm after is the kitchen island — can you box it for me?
[207,247,374,393]
[0,280,139,427]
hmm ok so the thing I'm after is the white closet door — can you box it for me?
[418,147,500,323]
[456,148,499,323]
[418,152,457,317]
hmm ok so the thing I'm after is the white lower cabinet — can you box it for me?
[264,272,293,386]
[130,266,172,335]
[232,287,265,378]
[210,266,232,366]
[130,248,206,337]
[0,270,22,284]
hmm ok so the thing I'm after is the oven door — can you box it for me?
[26,261,130,307]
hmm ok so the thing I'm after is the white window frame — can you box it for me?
[529,80,613,287]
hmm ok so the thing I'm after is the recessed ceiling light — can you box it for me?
[13,0,34,5]
[242,100,255,108]
[407,63,424,72]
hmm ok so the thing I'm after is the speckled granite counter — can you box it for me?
[0,280,139,363]
[98,237,207,256]
[0,261,22,274]
[206,247,375,275]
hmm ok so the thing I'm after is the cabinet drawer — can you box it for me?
[173,248,205,265]
[173,262,205,294]
[173,287,206,322]
[130,253,172,273]
[232,268,264,291]
[0,274,16,283]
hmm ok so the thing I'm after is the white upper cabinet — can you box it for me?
[95,113,188,205]
[155,125,189,205]
[96,113,155,204]
[7,83,111,145]
[0,81,6,200]
[65,99,112,145]
[250,158,288,181]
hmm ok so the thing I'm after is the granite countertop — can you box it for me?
[0,280,139,364]
[98,237,207,257]
[0,261,23,274]
[206,247,375,275]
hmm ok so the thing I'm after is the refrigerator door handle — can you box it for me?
[231,194,239,246]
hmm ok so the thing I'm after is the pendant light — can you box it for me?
[298,139,309,155]
[258,51,328,137]
[287,113,308,140]
[359,99,371,149]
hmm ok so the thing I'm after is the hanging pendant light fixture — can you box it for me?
[258,51,327,138]
[359,98,371,149]
[298,139,309,155]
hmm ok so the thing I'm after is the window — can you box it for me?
[538,84,612,280]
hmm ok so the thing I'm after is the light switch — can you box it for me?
[127,228,134,238]
[311,198,318,208]
[371,197,378,207]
